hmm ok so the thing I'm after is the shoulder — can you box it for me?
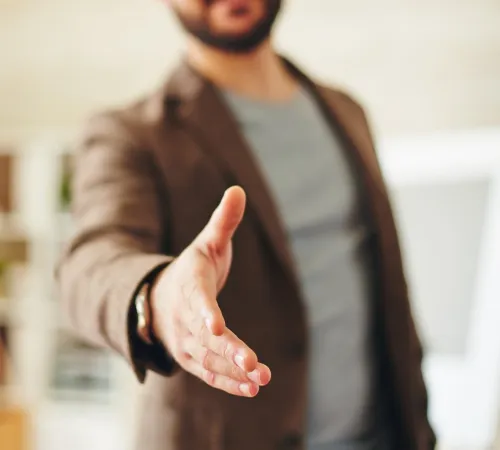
[315,83,369,121]
[311,82,381,161]
[77,87,170,151]
[311,81,376,145]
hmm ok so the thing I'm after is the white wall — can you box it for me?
[392,179,490,355]
[0,0,499,141]
[380,130,500,449]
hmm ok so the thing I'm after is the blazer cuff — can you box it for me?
[127,258,180,383]
[118,254,175,382]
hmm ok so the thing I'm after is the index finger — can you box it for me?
[200,327,258,373]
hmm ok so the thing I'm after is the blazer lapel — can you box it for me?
[314,86,389,201]
[161,58,388,291]
[279,57,388,196]
[163,61,298,285]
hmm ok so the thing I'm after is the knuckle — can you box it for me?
[221,341,234,360]
[229,365,244,381]
[176,347,191,368]
[179,353,191,365]
[202,369,215,386]
[194,246,212,265]
[181,338,192,355]
[178,355,190,370]
[179,340,190,359]
[200,348,211,370]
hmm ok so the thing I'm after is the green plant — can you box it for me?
[59,169,72,210]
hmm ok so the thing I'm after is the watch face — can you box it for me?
[136,285,153,345]
[136,293,146,318]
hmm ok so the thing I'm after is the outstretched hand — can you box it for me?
[150,187,271,397]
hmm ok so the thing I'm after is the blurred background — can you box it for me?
[0,0,499,449]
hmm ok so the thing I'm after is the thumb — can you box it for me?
[195,186,246,251]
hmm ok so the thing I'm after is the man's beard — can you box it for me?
[174,0,282,54]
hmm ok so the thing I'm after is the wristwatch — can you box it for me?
[132,269,178,375]
[135,281,154,345]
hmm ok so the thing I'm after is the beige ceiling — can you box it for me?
[0,0,499,142]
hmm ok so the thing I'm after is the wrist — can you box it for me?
[149,266,165,320]
[135,264,169,346]
[129,262,179,378]
[149,266,176,356]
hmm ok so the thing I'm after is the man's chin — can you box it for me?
[190,30,269,54]
[178,0,281,54]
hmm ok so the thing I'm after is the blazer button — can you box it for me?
[277,433,303,450]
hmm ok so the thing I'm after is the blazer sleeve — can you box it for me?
[55,111,175,383]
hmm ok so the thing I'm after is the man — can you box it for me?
[56,1,436,449]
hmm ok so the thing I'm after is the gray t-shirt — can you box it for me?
[222,87,389,450]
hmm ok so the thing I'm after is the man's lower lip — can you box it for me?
[209,0,251,16]
[213,0,249,7]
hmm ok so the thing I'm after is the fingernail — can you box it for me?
[239,383,256,397]
[247,370,261,385]
[234,353,245,370]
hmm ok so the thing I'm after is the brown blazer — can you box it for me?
[57,58,436,450]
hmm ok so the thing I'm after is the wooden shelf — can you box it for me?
[0,231,28,263]
[0,405,29,450]
[0,300,9,324]
[0,153,13,214]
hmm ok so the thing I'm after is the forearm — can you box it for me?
[58,110,182,380]
[56,232,173,380]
